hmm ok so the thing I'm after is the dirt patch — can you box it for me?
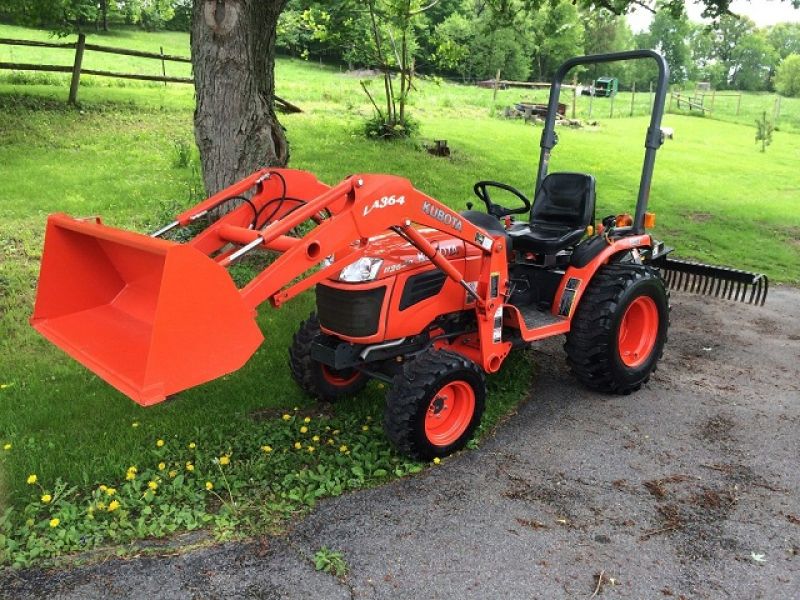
[697,414,736,445]
[688,212,713,223]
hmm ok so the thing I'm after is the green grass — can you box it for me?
[0,24,799,565]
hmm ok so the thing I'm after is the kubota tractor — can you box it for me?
[31,51,768,459]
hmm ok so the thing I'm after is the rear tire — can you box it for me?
[565,264,669,394]
[289,312,368,401]
[384,349,486,460]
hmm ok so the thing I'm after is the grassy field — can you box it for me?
[0,25,799,566]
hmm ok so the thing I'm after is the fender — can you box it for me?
[553,235,652,320]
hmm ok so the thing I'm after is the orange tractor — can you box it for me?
[31,51,767,459]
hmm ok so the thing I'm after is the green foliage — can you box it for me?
[363,112,419,139]
[647,4,691,84]
[775,54,800,97]
[314,546,348,577]
[755,110,774,152]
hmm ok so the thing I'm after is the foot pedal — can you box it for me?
[655,256,768,306]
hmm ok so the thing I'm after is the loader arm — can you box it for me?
[31,170,511,406]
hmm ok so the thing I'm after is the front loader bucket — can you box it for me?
[31,214,264,406]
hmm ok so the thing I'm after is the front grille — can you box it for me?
[316,284,386,337]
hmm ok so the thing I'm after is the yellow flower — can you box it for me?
[300,426,309,434]
[362,425,370,432]
[307,446,315,453]
[158,462,166,471]
[108,500,120,512]
[106,488,116,496]
[148,481,158,491]
[156,439,165,448]
[25,518,34,527]
[205,481,214,491]
[433,457,441,465]
[186,462,195,472]
[96,501,106,510]
[303,416,311,423]
[219,455,230,466]
[3,443,11,451]
[168,470,178,478]
[261,445,273,453]
[339,445,348,453]
[332,429,340,435]
[127,466,137,474]
[282,414,291,421]
[294,442,302,450]
[99,484,108,492]
[126,471,136,481]
[366,416,373,422]
[26,474,37,485]
[188,442,196,449]
[41,494,52,504]
[312,435,320,442]
[378,383,386,389]
[131,421,140,428]
[49,518,60,528]
[327,439,334,445]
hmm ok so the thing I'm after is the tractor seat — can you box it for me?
[460,210,511,256]
[507,172,596,255]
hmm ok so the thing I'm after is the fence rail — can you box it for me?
[0,35,301,113]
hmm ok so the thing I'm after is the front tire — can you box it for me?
[384,349,486,460]
[289,313,368,401]
[565,264,669,394]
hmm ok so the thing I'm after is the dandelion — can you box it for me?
[303,416,311,424]
[49,518,60,528]
[219,455,230,466]
[300,426,308,434]
[106,487,116,496]
[99,485,108,492]
[3,443,11,451]
[294,442,302,450]
[131,422,140,428]
[97,502,106,511]
[186,462,195,472]
[307,446,315,453]
[125,471,136,481]
[261,445,273,453]
[205,481,214,491]
[25,518,34,527]
[362,425,370,432]
[312,435,320,442]
[41,494,52,504]
[188,442,196,449]
[148,481,158,491]
[282,414,291,421]
[378,382,385,389]
[26,474,37,485]
[433,457,441,465]
[156,439,165,448]
[168,470,178,478]
[327,439,334,445]
[108,500,120,512]
[333,429,340,435]
[127,466,137,474]
[339,445,348,453]
[158,462,166,471]
[366,416,373,422]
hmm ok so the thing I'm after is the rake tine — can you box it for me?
[761,276,769,306]
[748,278,758,304]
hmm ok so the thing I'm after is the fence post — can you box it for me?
[68,33,86,105]
[160,46,167,86]
[571,74,577,119]
[710,88,715,111]
[630,81,635,117]
[668,86,673,112]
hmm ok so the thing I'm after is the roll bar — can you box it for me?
[535,50,670,235]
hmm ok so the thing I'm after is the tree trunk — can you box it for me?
[100,0,108,32]
[191,0,289,195]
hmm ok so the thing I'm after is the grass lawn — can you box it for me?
[0,25,798,566]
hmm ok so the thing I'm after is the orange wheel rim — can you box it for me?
[424,380,475,446]
[618,296,659,368]
[321,365,360,386]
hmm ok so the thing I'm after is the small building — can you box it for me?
[594,76,618,97]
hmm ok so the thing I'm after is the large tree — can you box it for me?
[191,1,289,194]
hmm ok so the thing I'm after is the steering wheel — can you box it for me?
[473,181,532,218]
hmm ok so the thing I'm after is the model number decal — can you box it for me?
[363,195,405,216]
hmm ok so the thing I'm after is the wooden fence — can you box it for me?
[0,34,301,113]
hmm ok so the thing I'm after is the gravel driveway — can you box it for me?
[3,287,799,599]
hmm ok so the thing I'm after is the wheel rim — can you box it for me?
[321,365,360,386]
[618,295,659,368]
[424,380,476,447]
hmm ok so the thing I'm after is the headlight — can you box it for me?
[339,257,384,282]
